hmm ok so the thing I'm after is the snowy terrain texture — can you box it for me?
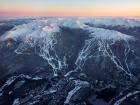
[0,17,140,105]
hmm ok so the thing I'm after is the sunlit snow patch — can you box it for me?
[0,24,28,42]
[42,24,59,32]
[88,27,135,41]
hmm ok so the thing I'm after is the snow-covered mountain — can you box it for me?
[0,17,140,105]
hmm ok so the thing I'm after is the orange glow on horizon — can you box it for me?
[0,10,140,17]
[0,5,140,17]
[0,0,140,18]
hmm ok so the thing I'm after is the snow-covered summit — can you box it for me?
[88,27,135,41]
[85,17,140,27]
[1,17,138,42]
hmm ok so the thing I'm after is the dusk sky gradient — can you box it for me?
[0,0,140,17]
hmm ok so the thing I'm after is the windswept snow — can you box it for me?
[85,17,140,27]
[1,17,138,41]
[88,27,135,41]
[42,24,59,32]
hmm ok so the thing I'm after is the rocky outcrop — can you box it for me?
[0,73,140,105]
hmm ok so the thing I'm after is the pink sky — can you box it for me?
[0,0,140,17]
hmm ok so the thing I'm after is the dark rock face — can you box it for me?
[0,74,140,105]
[0,17,140,105]
[0,74,88,105]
